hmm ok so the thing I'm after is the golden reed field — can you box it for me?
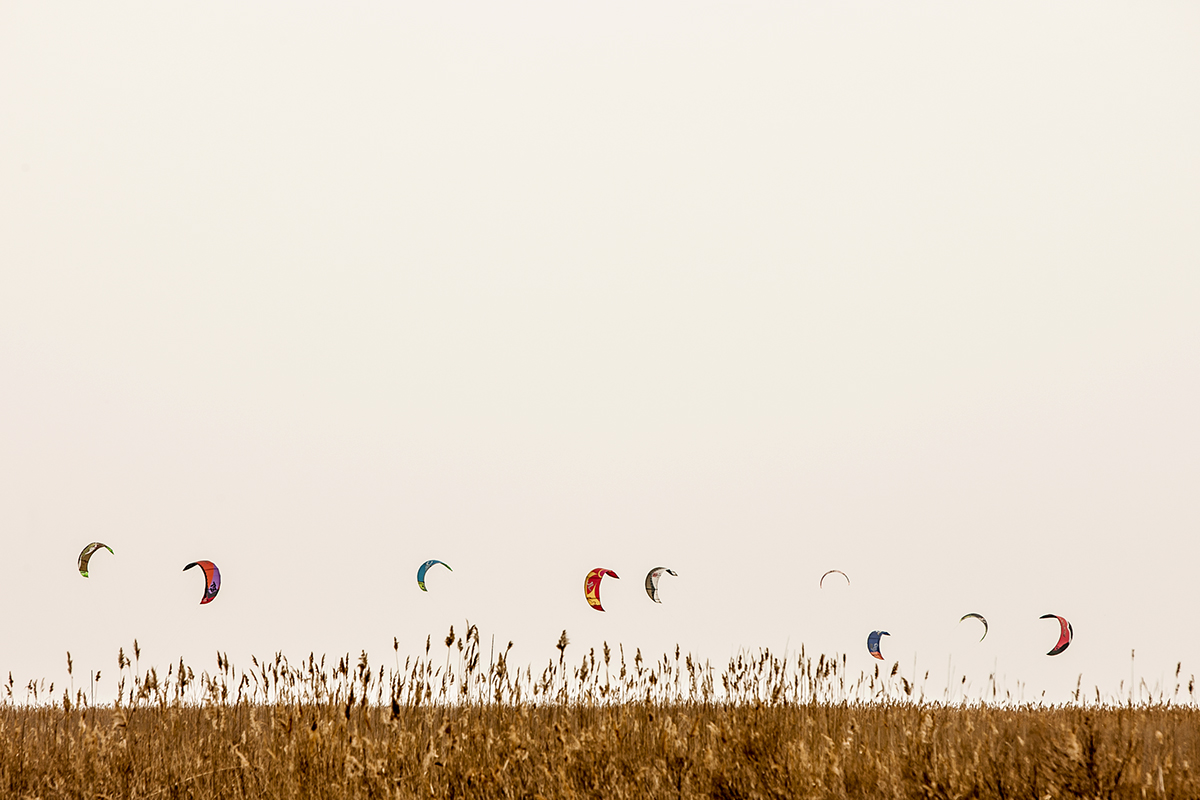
[3,627,1198,799]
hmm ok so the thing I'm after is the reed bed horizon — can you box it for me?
[3,626,1199,798]
[9,625,1195,710]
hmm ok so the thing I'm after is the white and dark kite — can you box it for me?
[959,613,988,641]
[820,570,850,588]
[644,567,677,603]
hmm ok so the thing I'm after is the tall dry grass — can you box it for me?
[2,626,1198,798]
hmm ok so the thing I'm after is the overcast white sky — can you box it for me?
[2,2,1199,704]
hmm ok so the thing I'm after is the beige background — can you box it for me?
[2,1,1198,703]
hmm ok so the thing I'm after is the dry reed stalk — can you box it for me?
[1,635,1197,798]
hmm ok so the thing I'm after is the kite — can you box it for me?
[644,567,677,603]
[959,613,988,641]
[77,542,113,577]
[584,568,619,612]
[867,630,889,660]
[417,560,452,592]
[819,569,850,588]
[1039,614,1073,656]
[183,561,221,605]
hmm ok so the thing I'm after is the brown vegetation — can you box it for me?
[2,628,1197,798]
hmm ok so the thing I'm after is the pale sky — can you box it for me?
[2,2,1199,704]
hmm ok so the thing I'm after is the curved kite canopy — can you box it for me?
[867,630,890,660]
[644,567,677,603]
[820,569,850,588]
[183,561,221,605]
[417,559,452,592]
[1039,614,1073,656]
[960,613,989,641]
[77,542,114,578]
[584,568,619,612]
